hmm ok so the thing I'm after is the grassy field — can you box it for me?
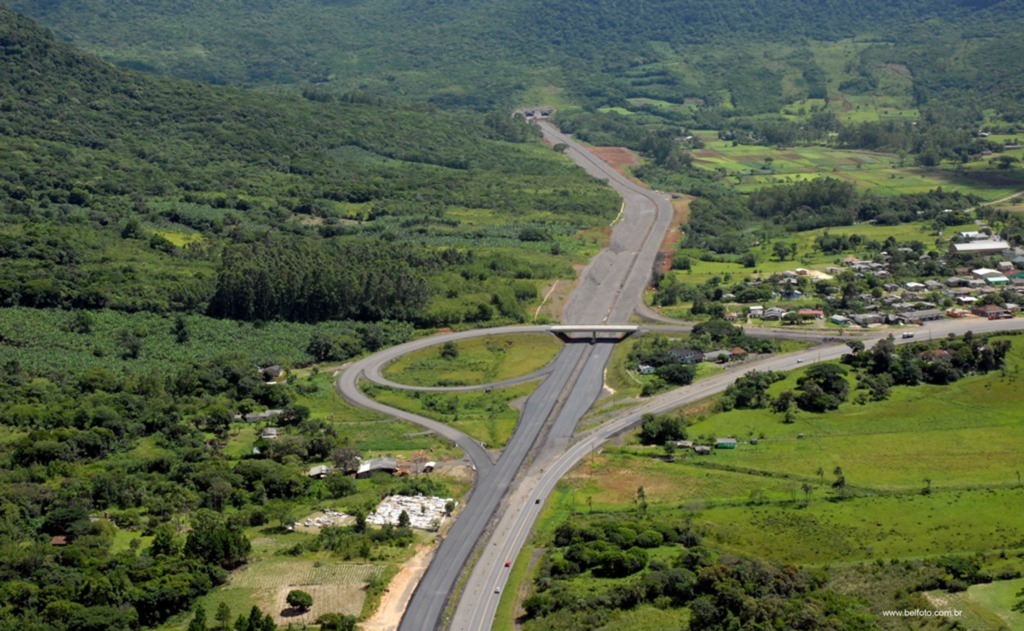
[683,338,1024,490]
[689,130,1024,200]
[366,382,538,449]
[521,334,1024,627]
[697,488,1024,565]
[953,577,1024,630]
[171,553,388,629]
[381,333,561,387]
[665,216,976,288]
[293,372,459,456]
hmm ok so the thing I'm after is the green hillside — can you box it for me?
[0,4,618,324]
[8,0,1024,121]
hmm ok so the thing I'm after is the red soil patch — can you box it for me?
[657,196,694,274]
[587,146,641,172]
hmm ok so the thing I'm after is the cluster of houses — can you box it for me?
[674,437,740,455]
[738,237,1024,327]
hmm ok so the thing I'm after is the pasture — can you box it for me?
[698,488,1024,565]
[531,334,1024,625]
[689,131,1023,200]
[686,338,1024,490]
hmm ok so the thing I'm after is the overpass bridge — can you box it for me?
[548,324,639,343]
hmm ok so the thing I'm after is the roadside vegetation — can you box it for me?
[381,334,562,387]
[363,382,538,449]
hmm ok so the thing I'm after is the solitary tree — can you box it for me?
[635,486,648,515]
[663,440,677,461]
[832,468,847,499]
[173,316,191,344]
[398,510,411,528]
[286,590,313,612]
[440,341,459,360]
[187,606,208,631]
[215,603,232,631]
[801,483,813,505]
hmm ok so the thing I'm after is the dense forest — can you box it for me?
[0,4,619,326]
[9,0,1024,121]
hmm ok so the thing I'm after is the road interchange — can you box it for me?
[339,120,676,631]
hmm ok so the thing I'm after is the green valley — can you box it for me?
[2,1,1024,630]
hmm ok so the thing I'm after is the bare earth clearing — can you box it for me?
[587,146,641,173]
[361,545,436,631]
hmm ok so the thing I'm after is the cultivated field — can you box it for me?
[197,557,385,627]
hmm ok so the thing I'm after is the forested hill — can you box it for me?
[0,5,618,324]
[7,0,1024,117]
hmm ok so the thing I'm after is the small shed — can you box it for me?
[356,457,398,479]
[260,365,285,382]
[307,465,334,479]
[693,445,712,455]
[716,437,738,450]
[261,427,279,440]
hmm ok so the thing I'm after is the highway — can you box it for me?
[338,120,676,631]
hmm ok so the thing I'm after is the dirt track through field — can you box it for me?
[361,545,436,631]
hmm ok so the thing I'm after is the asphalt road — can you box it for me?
[390,122,675,631]
[445,125,674,630]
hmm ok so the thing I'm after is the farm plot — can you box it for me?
[209,558,384,627]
